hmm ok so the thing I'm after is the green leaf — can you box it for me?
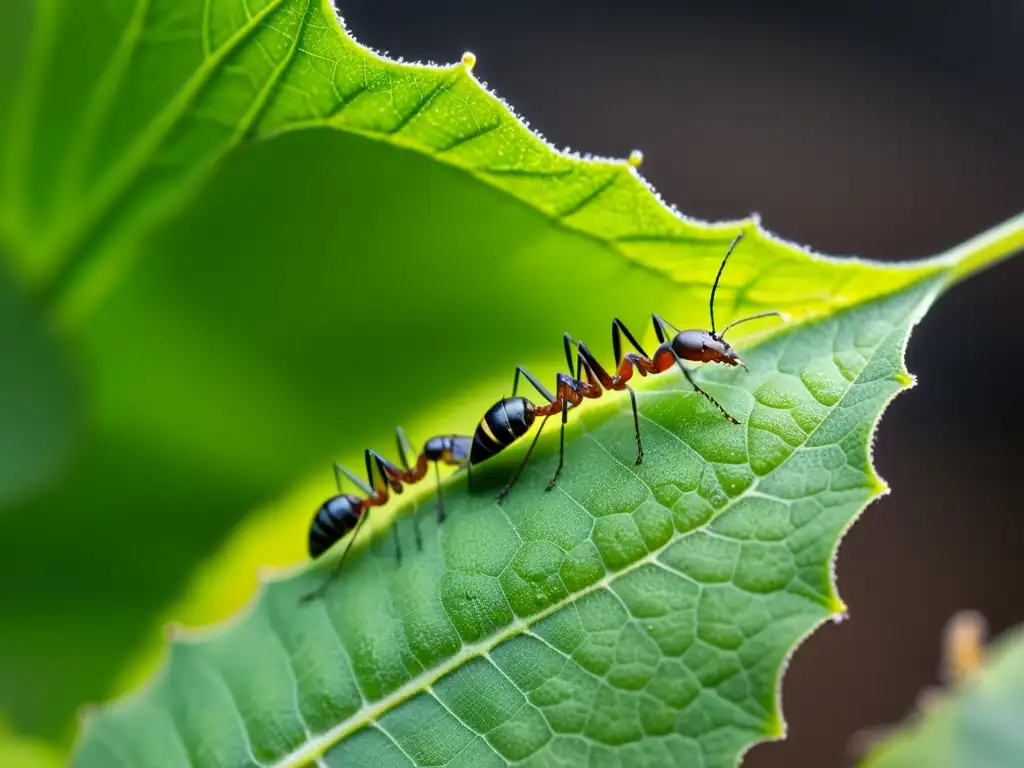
[0,0,983,318]
[862,625,1024,768]
[2,0,1023,751]
[70,254,1008,768]
[0,719,64,768]
[0,1,80,510]
[0,259,80,507]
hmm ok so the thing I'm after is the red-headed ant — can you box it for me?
[471,232,785,500]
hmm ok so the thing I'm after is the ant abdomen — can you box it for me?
[470,396,537,465]
[308,494,362,558]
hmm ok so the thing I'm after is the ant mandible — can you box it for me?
[301,428,471,602]
[469,231,784,500]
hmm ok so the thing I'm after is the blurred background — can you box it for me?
[2,0,1023,765]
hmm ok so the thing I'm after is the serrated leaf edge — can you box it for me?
[23,0,1021,321]
[311,3,1022,296]
[733,275,943,766]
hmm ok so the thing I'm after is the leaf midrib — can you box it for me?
[264,276,935,768]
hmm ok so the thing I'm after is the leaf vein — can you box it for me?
[425,685,482,737]
[371,721,416,766]
[194,654,269,767]
[387,75,456,136]
[435,121,501,154]
[55,0,151,207]
[556,172,622,220]
[263,603,315,738]
[38,0,293,296]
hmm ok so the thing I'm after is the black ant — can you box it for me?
[470,232,784,500]
[301,428,470,602]
[466,349,600,501]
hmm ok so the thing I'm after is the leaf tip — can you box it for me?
[461,51,477,71]
[869,475,890,497]
[628,149,644,168]
[828,596,849,618]
[764,711,785,739]
[895,370,916,388]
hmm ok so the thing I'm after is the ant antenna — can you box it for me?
[709,232,744,336]
[718,310,787,339]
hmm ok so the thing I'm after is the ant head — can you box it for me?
[423,436,447,461]
[671,330,744,366]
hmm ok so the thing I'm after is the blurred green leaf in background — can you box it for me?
[862,615,1024,768]
[0,258,81,508]
[0,0,1022,764]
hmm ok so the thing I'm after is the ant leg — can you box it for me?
[300,506,372,603]
[334,461,372,495]
[562,332,576,373]
[625,384,643,464]
[546,400,569,491]
[396,429,428,550]
[434,462,446,523]
[362,451,403,564]
[511,365,556,403]
[395,426,415,471]
[673,354,740,424]
[612,318,650,363]
[574,342,611,390]
[367,450,404,494]
[412,509,423,552]
[652,313,680,344]
[563,333,604,389]
[498,414,551,502]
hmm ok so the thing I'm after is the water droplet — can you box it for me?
[628,149,644,167]
[462,51,477,70]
